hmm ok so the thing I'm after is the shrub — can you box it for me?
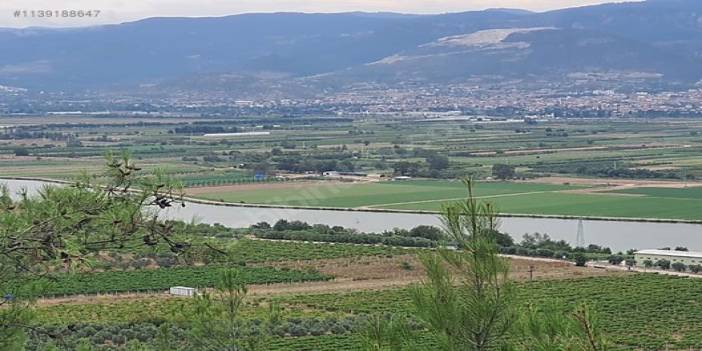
[672,262,687,272]
[408,225,444,241]
[574,253,588,267]
[607,255,625,265]
[655,259,671,270]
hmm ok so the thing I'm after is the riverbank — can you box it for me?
[3,176,702,225]
[182,196,702,225]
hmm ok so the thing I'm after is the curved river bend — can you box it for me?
[4,179,702,252]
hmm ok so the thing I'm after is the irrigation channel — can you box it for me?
[3,178,702,253]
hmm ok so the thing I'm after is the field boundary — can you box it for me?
[363,190,565,209]
[182,196,702,224]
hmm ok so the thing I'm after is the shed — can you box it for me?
[169,286,197,297]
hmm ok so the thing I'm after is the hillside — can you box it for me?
[0,0,701,94]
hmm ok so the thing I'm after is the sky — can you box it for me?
[1,0,630,28]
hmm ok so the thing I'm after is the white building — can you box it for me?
[634,249,702,267]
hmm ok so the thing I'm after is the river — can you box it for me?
[3,178,701,252]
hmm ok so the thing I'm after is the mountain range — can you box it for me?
[1,0,701,96]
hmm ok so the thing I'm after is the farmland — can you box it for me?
[29,272,702,350]
[189,180,583,208]
[8,266,331,297]
[4,115,702,221]
[6,115,702,350]
[189,179,702,220]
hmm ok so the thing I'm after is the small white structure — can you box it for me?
[393,176,412,181]
[169,286,197,297]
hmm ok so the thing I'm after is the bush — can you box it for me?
[672,262,687,272]
[574,253,587,267]
[655,259,671,270]
[251,222,271,229]
[273,220,312,231]
[607,255,625,265]
[408,225,444,241]
[536,249,555,258]
[13,147,30,156]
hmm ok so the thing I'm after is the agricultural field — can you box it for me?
[189,180,583,208]
[5,115,702,220]
[189,179,702,220]
[9,265,331,297]
[29,271,702,350]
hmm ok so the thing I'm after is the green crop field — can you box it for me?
[387,191,702,219]
[192,180,702,220]
[192,180,584,208]
[7,265,330,297]
[607,186,702,199]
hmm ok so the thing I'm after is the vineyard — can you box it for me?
[227,239,414,262]
[178,172,284,187]
[8,266,330,297]
[31,274,702,350]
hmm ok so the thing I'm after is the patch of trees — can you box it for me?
[13,147,29,156]
[171,125,240,134]
[0,130,72,141]
[252,220,441,248]
[426,153,449,171]
[275,155,355,173]
[492,164,516,180]
[499,233,613,261]
[533,160,686,180]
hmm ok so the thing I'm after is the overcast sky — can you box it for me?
[1,0,630,28]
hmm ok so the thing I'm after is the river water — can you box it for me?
[4,179,702,252]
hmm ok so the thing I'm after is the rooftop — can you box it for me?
[635,249,702,259]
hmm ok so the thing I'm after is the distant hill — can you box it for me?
[0,0,700,95]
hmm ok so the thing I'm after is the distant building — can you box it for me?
[635,249,702,267]
[323,171,340,177]
[393,176,412,181]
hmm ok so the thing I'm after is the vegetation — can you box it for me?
[6,266,330,297]
[364,179,608,350]
[251,220,442,248]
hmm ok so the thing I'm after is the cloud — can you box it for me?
[0,0,629,28]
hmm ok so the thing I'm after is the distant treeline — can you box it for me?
[533,160,688,180]
[251,220,442,248]
[249,221,618,262]
[170,125,241,134]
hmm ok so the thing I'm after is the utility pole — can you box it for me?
[528,265,534,282]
